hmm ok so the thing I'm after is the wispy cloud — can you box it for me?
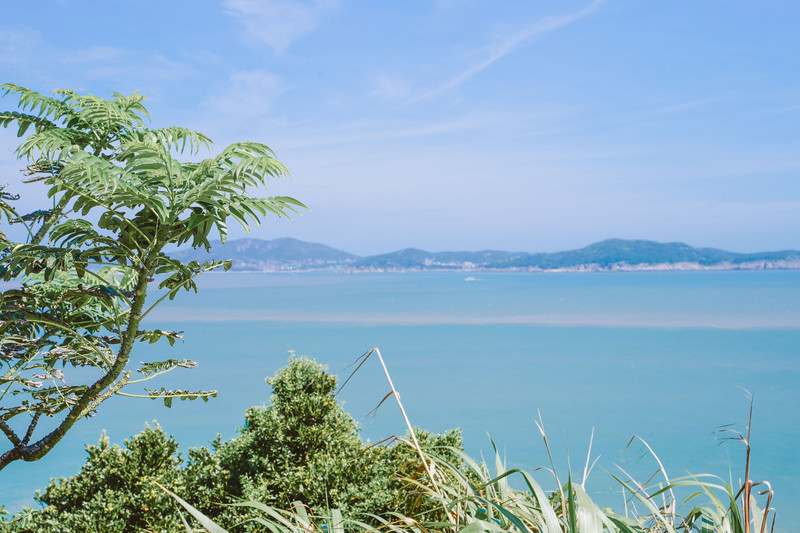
[0,26,48,66]
[606,96,724,127]
[369,73,412,101]
[648,97,722,115]
[59,45,126,64]
[0,26,195,91]
[766,104,800,115]
[223,0,338,54]
[203,70,285,118]
[277,115,486,151]
[75,53,196,89]
[411,0,605,102]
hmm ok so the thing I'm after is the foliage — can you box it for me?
[215,355,464,520]
[411,410,776,533]
[0,84,306,471]
[2,352,774,532]
[9,425,188,532]
[610,397,775,533]
[166,432,776,533]
[2,356,464,531]
[217,355,366,502]
[3,425,236,533]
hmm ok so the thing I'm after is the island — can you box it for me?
[170,238,800,273]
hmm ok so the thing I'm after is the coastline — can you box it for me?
[211,258,800,274]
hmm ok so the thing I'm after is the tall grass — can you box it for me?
[610,391,774,533]
[161,348,775,533]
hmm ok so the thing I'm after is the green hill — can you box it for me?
[168,238,800,272]
[169,237,358,270]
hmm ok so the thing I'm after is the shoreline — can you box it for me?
[206,259,800,274]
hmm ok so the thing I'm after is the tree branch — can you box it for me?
[22,411,42,444]
[0,419,21,448]
[0,261,151,471]
[31,194,69,245]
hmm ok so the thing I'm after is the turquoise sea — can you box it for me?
[3,270,799,529]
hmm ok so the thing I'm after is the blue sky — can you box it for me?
[1,0,799,255]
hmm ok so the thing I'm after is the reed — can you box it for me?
[160,349,776,533]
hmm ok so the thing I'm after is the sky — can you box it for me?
[1,0,799,255]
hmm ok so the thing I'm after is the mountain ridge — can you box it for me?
[169,238,800,273]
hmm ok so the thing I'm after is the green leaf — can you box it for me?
[0,84,304,472]
[137,357,194,376]
[154,481,229,533]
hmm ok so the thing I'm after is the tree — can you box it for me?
[216,356,375,514]
[215,355,464,519]
[0,84,306,471]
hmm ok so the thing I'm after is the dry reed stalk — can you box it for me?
[338,348,443,499]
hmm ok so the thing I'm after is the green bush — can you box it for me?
[216,355,463,519]
[10,425,185,532]
[217,356,368,506]
[4,356,463,531]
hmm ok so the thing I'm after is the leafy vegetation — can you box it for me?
[163,406,775,533]
[221,356,463,522]
[0,84,306,471]
[3,356,463,532]
[0,355,775,533]
[11,425,189,532]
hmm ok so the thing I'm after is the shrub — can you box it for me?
[4,355,463,531]
[216,355,463,519]
[11,425,185,532]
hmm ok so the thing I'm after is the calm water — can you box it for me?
[3,271,799,529]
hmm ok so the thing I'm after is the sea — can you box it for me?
[2,270,799,529]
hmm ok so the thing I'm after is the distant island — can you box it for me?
[169,238,800,273]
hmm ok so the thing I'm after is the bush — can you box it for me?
[10,425,185,532]
[5,356,463,531]
[216,355,463,519]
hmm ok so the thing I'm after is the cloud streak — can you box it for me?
[411,0,605,102]
[0,26,195,91]
[223,0,338,54]
[203,70,285,118]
